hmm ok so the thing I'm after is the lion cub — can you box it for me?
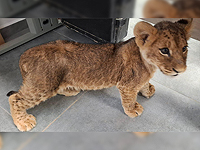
[143,0,200,18]
[8,19,193,131]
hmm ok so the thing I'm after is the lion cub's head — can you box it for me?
[134,19,193,76]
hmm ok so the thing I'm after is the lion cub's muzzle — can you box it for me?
[170,66,186,76]
[161,65,187,76]
[172,63,187,76]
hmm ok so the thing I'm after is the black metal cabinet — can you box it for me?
[61,18,129,43]
[45,0,135,18]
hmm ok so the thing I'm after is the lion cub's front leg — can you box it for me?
[118,87,144,118]
[139,82,155,98]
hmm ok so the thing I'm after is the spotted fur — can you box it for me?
[8,19,193,131]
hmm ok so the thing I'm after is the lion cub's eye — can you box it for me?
[182,46,188,52]
[159,48,170,55]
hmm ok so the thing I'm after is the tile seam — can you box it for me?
[42,91,87,132]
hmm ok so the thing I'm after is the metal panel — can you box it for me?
[26,18,43,34]
[0,18,61,55]
[39,18,52,30]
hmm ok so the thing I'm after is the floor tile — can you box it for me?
[44,81,200,132]
[1,133,38,150]
[1,132,200,150]
[0,108,18,132]
[187,38,200,65]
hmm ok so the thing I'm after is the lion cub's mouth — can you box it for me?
[160,68,180,76]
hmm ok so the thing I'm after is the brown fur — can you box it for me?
[143,0,200,18]
[8,19,193,131]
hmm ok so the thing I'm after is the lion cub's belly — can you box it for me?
[70,80,115,91]
[79,82,115,91]
[60,74,117,91]
[62,68,119,91]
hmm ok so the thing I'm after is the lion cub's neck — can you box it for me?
[140,52,157,77]
[118,38,157,76]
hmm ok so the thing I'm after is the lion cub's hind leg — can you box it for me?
[9,93,37,132]
[8,86,54,132]
[57,86,81,97]
[139,82,155,98]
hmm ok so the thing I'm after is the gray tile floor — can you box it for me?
[0,19,200,132]
[1,132,200,150]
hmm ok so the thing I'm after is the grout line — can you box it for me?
[151,79,200,104]
[16,133,39,150]
[0,105,11,116]
[42,91,87,132]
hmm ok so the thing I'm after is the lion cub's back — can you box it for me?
[19,40,117,75]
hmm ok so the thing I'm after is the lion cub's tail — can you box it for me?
[6,91,18,97]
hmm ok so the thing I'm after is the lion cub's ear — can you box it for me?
[134,21,157,47]
[176,18,193,39]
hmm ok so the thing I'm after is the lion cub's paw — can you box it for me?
[147,83,155,98]
[141,83,155,98]
[124,102,144,118]
[14,114,36,131]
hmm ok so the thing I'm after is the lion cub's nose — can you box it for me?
[172,68,179,73]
